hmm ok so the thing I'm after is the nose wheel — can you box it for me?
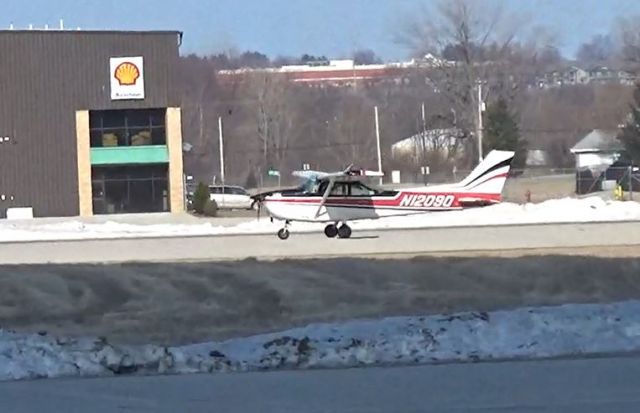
[277,220,291,240]
[277,228,290,240]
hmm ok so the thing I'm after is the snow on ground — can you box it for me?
[0,197,639,242]
[2,300,640,381]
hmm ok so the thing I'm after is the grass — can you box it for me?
[1,254,639,345]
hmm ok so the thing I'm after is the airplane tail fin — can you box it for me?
[457,150,515,196]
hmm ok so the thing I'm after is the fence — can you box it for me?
[392,167,576,186]
[576,166,639,200]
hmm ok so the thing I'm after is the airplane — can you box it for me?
[252,149,515,240]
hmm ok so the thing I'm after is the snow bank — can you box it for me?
[0,197,639,242]
[2,300,640,381]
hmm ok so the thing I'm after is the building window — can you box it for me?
[89,109,166,147]
[91,165,169,214]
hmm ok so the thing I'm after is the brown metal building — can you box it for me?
[0,30,185,217]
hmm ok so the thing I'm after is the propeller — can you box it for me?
[256,198,262,221]
[251,192,269,221]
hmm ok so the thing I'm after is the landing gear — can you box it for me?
[324,224,338,238]
[277,220,291,240]
[277,228,290,240]
[337,224,352,239]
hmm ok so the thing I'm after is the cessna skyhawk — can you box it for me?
[252,150,515,240]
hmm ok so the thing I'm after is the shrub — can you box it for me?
[203,199,218,217]
[192,182,210,214]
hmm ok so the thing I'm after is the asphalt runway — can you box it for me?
[0,221,639,264]
[2,356,640,412]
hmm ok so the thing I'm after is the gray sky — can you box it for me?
[3,0,640,60]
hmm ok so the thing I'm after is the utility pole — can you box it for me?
[476,80,485,163]
[421,101,427,165]
[374,106,383,185]
[218,116,225,187]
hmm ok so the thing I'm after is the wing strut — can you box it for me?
[314,177,335,218]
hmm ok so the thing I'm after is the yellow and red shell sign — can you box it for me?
[114,61,140,86]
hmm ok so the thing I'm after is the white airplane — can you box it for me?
[252,150,515,240]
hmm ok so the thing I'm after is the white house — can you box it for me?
[391,128,462,160]
[570,129,624,169]
[525,149,550,167]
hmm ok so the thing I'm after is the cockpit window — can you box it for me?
[329,183,348,196]
[350,182,377,196]
[296,179,384,197]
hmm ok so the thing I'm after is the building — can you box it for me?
[524,149,550,167]
[570,129,624,169]
[588,66,637,86]
[218,59,405,87]
[217,55,452,88]
[391,128,462,160]
[0,29,185,218]
[537,66,637,89]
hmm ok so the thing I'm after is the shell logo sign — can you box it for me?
[114,62,140,86]
[110,56,145,100]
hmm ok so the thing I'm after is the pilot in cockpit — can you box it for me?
[301,177,321,195]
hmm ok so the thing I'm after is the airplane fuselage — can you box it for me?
[263,187,500,223]
[255,150,515,239]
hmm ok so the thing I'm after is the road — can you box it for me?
[0,221,639,264]
[2,356,640,412]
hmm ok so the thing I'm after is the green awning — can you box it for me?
[90,145,169,165]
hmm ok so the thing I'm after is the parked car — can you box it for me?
[209,185,255,210]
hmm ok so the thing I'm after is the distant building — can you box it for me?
[537,66,637,89]
[391,128,462,160]
[570,129,624,169]
[217,55,453,88]
[588,66,636,86]
[525,149,550,167]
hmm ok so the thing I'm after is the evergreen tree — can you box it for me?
[192,182,210,214]
[617,84,640,162]
[483,98,527,169]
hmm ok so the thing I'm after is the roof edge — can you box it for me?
[0,29,182,35]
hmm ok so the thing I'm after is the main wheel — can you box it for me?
[324,224,338,238]
[277,228,290,240]
[337,224,352,239]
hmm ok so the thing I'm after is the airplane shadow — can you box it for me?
[345,235,379,240]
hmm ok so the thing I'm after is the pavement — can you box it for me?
[2,355,640,412]
[1,221,639,264]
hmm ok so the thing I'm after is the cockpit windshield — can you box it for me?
[299,176,320,194]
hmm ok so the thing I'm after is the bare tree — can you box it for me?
[352,49,382,65]
[615,15,640,66]
[577,35,616,65]
[325,94,377,168]
[396,0,530,166]
[246,73,302,174]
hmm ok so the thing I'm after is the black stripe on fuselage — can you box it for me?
[464,157,514,188]
[313,204,459,212]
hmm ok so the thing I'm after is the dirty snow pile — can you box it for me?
[0,197,639,242]
[2,300,640,381]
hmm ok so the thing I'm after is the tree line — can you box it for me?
[177,0,640,187]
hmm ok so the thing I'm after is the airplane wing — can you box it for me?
[314,176,335,218]
[294,165,383,180]
[292,170,328,180]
